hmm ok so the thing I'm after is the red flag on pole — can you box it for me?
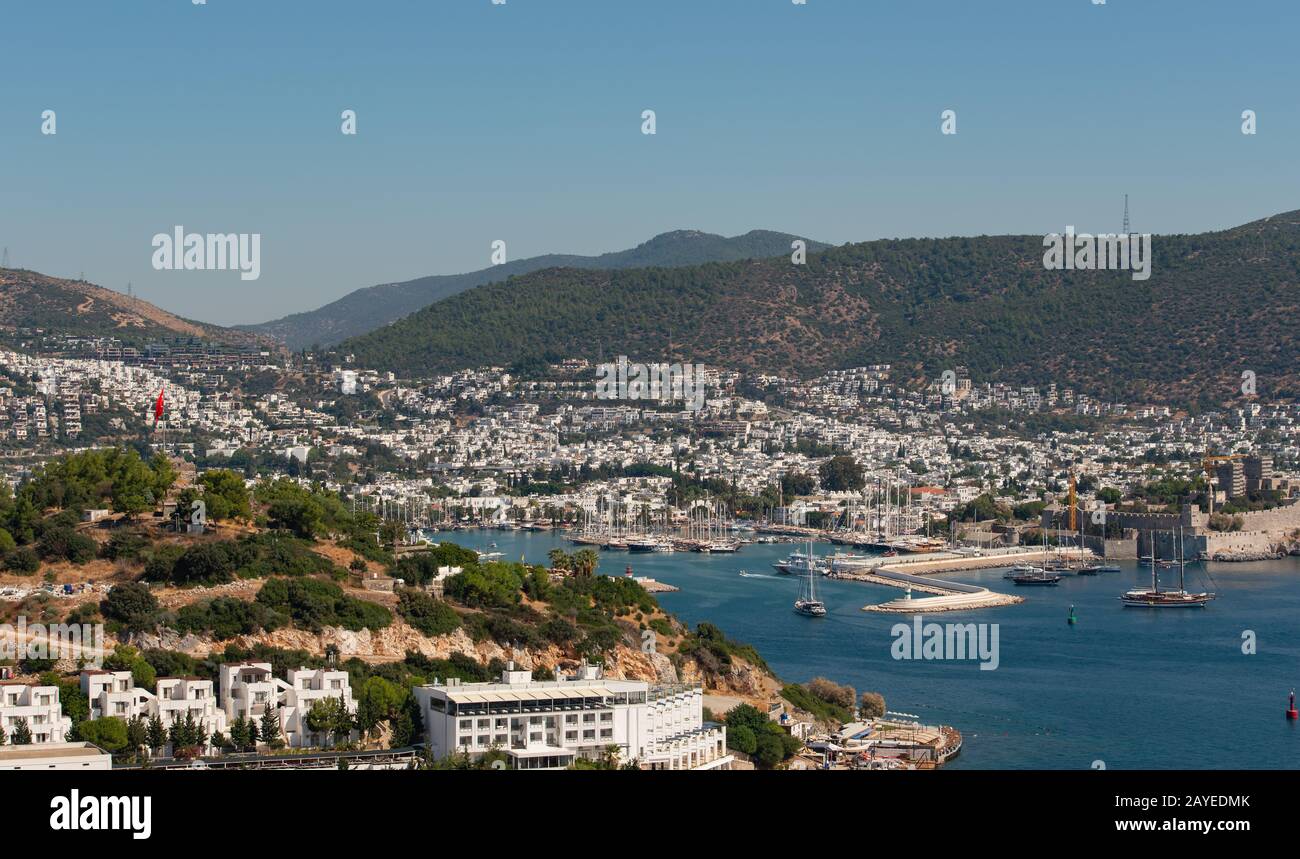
[154,387,165,422]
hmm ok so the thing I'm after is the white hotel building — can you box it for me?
[413,663,732,770]
[0,680,73,745]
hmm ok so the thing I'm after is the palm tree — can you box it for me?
[572,548,599,578]
[547,548,572,572]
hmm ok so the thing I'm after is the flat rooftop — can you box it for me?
[0,743,107,761]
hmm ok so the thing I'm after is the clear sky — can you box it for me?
[2,0,1296,325]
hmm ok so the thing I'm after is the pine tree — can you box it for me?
[229,716,249,750]
[12,717,32,745]
[147,715,167,754]
[247,718,260,750]
[127,716,148,758]
[183,712,201,749]
[260,704,282,750]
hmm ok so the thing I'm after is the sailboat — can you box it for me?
[1009,528,1061,585]
[1120,529,1215,608]
[793,542,827,616]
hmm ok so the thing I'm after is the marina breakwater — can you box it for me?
[850,568,1023,613]
[830,548,1091,612]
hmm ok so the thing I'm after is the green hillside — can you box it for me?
[242,229,829,350]
[337,211,1300,407]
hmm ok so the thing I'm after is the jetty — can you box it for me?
[824,547,1091,612]
[858,572,1022,613]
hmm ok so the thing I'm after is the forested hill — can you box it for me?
[242,229,828,350]
[336,211,1300,407]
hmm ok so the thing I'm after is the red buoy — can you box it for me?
[1287,690,1298,721]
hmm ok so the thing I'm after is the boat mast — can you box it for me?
[1177,527,1185,593]
[1152,531,1159,593]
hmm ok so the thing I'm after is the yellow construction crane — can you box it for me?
[1068,473,1077,532]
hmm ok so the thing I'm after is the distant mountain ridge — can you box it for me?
[335,211,1300,407]
[241,229,829,350]
[0,269,262,348]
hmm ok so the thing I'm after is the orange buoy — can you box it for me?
[1287,690,1298,721]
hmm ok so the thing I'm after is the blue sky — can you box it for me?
[1,0,1296,325]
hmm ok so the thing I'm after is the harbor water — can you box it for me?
[439,529,1300,769]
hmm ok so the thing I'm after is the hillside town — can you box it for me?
[2,341,1296,558]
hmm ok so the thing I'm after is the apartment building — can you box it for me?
[413,663,732,771]
[155,677,225,741]
[219,663,357,748]
[219,663,279,724]
[81,670,228,754]
[281,667,357,748]
[0,680,73,745]
[82,670,153,720]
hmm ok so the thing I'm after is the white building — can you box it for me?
[219,663,357,748]
[413,663,731,771]
[154,676,226,741]
[219,663,279,724]
[281,667,357,747]
[0,742,112,770]
[80,670,227,754]
[82,670,151,720]
[0,680,74,745]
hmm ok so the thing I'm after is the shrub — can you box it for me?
[255,577,390,632]
[104,529,149,561]
[170,542,237,586]
[36,526,97,564]
[396,589,461,637]
[142,545,186,582]
[4,547,40,575]
[176,597,287,640]
[101,582,161,633]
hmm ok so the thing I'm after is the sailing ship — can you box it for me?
[1120,530,1215,608]
[793,546,827,617]
[1010,567,1062,586]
